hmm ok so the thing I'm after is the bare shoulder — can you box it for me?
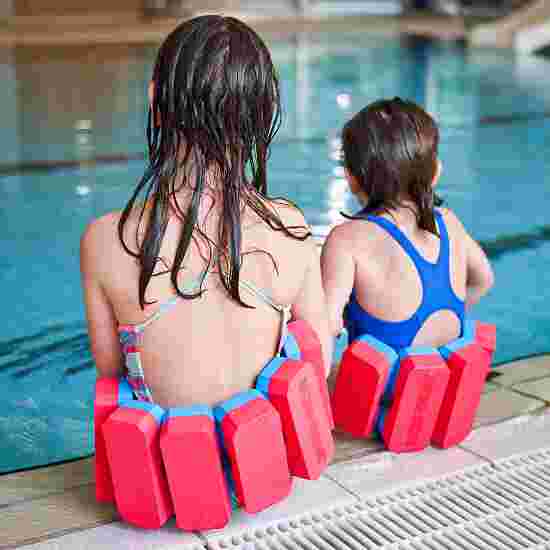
[81,211,121,252]
[80,211,124,280]
[324,220,357,248]
[268,198,309,228]
[439,207,464,229]
[438,207,468,238]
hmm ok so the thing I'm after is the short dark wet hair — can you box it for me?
[342,97,443,235]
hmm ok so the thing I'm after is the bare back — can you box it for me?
[81,198,329,409]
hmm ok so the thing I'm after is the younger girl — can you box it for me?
[321,98,494,349]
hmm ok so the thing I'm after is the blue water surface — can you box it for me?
[1,34,550,473]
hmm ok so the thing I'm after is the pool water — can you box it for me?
[1,34,550,473]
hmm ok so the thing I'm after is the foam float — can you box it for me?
[283,320,334,428]
[331,334,395,438]
[377,347,450,453]
[432,323,491,448]
[214,390,292,514]
[257,357,334,479]
[94,377,133,503]
[102,401,173,529]
[160,406,232,530]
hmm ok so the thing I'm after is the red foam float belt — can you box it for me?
[95,378,330,529]
[330,320,496,453]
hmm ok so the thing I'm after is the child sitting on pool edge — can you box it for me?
[321,97,494,352]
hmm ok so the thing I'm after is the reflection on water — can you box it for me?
[1,33,550,473]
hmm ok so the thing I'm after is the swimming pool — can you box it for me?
[1,33,550,474]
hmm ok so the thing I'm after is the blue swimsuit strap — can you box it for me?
[366,211,447,273]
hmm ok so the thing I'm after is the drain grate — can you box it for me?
[207,448,550,549]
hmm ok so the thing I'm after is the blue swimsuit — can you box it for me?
[345,210,465,350]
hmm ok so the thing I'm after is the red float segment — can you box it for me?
[285,320,334,429]
[473,321,497,364]
[380,349,449,453]
[214,390,292,514]
[331,335,395,438]
[432,338,490,449]
[160,406,231,531]
[103,402,173,529]
[257,358,334,480]
[94,377,133,503]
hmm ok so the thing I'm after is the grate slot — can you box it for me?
[400,504,440,532]
[433,532,469,550]
[489,475,538,503]
[377,509,423,538]
[498,472,548,500]
[355,515,399,544]
[323,520,368,550]
[429,493,478,521]
[462,480,513,509]
[368,511,409,542]
[310,524,353,550]
[510,469,550,495]
[347,516,387,546]
[449,485,495,514]
[477,521,525,550]
[338,518,380,548]
[464,525,510,550]
[514,508,550,538]
[411,499,454,527]
[488,517,541,546]
[391,506,432,534]
[503,515,547,545]
[452,526,495,550]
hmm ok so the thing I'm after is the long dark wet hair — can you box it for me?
[342,97,443,235]
[119,15,310,309]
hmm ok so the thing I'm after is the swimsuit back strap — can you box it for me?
[366,214,428,267]
[434,210,451,272]
[132,261,215,334]
[238,278,291,354]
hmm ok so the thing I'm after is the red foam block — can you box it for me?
[381,351,449,453]
[475,321,497,363]
[331,339,391,438]
[257,358,334,479]
[286,320,334,429]
[94,377,133,503]
[432,342,490,448]
[103,403,173,528]
[160,408,231,531]
[215,390,292,514]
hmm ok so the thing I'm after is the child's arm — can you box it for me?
[291,239,333,377]
[464,232,494,308]
[444,209,494,308]
[80,217,125,379]
[320,224,355,337]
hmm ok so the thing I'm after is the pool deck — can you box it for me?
[1,353,550,549]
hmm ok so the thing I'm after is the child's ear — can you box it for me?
[432,159,442,188]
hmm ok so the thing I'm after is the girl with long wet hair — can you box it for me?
[321,98,494,350]
[81,16,331,407]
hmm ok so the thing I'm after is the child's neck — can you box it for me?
[380,203,422,231]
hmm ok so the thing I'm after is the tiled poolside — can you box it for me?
[2,354,550,549]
